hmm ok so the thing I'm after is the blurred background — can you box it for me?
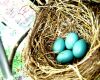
[0,0,36,79]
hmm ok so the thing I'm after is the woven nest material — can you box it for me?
[23,1,100,80]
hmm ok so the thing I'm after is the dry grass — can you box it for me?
[23,0,100,80]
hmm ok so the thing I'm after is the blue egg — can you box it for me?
[65,32,79,49]
[73,39,87,58]
[53,37,65,54]
[56,50,74,64]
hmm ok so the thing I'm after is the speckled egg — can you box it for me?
[52,37,65,54]
[65,32,79,49]
[56,50,74,64]
[73,39,87,58]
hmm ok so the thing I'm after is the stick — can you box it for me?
[9,29,30,71]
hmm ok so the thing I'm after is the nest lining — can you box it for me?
[23,1,100,80]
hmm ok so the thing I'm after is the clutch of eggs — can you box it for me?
[52,32,88,64]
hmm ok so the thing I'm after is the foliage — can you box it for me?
[0,48,23,79]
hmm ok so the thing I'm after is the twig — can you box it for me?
[9,28,30,71]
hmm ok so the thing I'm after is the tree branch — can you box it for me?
[9,29,30,71]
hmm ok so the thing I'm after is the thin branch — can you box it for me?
[9,28,30,71]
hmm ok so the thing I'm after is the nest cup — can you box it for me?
[23,1,100,80]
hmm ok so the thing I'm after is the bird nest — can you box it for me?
[23,1,100,80]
